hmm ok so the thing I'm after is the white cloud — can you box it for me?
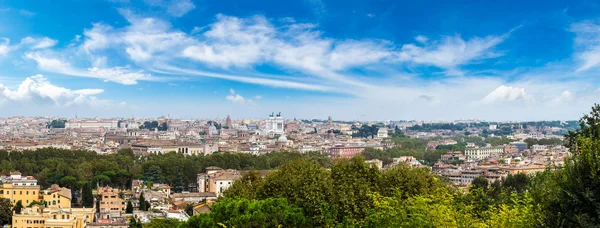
[0,75,122,108]
[0,38,9,56]
[25,52,154,85]
[226,89,246,103]
[0,36,58,57]
[144,0,196,17]
[19,37,58,49]
[83,23,114,52]
[550,90,575,104]
[481,85,532,104]
[167,0,195,17]
[153,64,334,91]
[226,94,245,103]
[255,95,262,100]
[182,15,273,68]
[397,34,506,70]
[415,35,428,44]
[571,21,600,72]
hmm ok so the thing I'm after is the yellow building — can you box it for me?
[12,205,91,228]
[98,186,125,215]
[42,184,72,209]
[0,171,40,206]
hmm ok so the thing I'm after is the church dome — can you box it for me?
[278,135,288,142]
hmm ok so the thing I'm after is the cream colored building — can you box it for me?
[97,186,125,215]
[464,147,504,160]
[12,205,93,228]
[42,184,72,209]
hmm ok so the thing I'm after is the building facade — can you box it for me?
[0,171,40,206]
[97,186,125,217]
[197,167,241,197]
[42,184,72,209]
[464,147,504,160]
[265,113,285,137]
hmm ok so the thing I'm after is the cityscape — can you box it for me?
[2,0,600,227]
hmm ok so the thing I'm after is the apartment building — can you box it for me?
[0,171,40,205]
[11,205,93,228]
[197,167,241,197]
[328,146,366,158]
[464,147,504,160]
[97,186,126,216]
[42,184,72,209]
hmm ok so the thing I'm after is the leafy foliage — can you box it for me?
[0,199,11,225]
[46,119,67,128]
[179,198,309,228]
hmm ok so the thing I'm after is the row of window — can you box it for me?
[15,219,45,224]
[2,190,37,195]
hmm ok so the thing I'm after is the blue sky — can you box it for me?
[1,0,600,120]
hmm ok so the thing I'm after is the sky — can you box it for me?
[1,0,600,121]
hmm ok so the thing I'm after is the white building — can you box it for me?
[265,113,285,137]
[376,128,389,138]
[65,119,118,129]
[464,147,504,160]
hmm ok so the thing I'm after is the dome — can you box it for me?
[278,135,288,142]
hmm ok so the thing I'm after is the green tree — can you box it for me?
[81,182,94,208]
[223,170,264,199]
[485,193,545,228]
[0,198,11,225]
[92,174,111,187]
[129,218,142,228]
[180,198,309,228]
[126,200,133,214]
[531,104,600,227]
[257,158,332,226]
[502,173,530,193]
[329,156,381,225]
[139,192,147,211]
[471,176,489,191]
[184,203,194,216]
[59,175,77,188]
[13,200,23,214]
[143,218,181,228]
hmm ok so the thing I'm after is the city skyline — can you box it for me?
[1,0,600,120]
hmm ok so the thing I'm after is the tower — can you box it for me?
[225,115,232,128]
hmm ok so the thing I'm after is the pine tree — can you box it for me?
[82,182,94,208]
[138,192,146,211]
[126,200,133,213]
[13,200,23,214]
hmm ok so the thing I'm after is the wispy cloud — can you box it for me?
[19,9,35,17]
[25,52,155,85]
[571,21,600,72]
[143,0,196,17]
[305,0,326,17]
